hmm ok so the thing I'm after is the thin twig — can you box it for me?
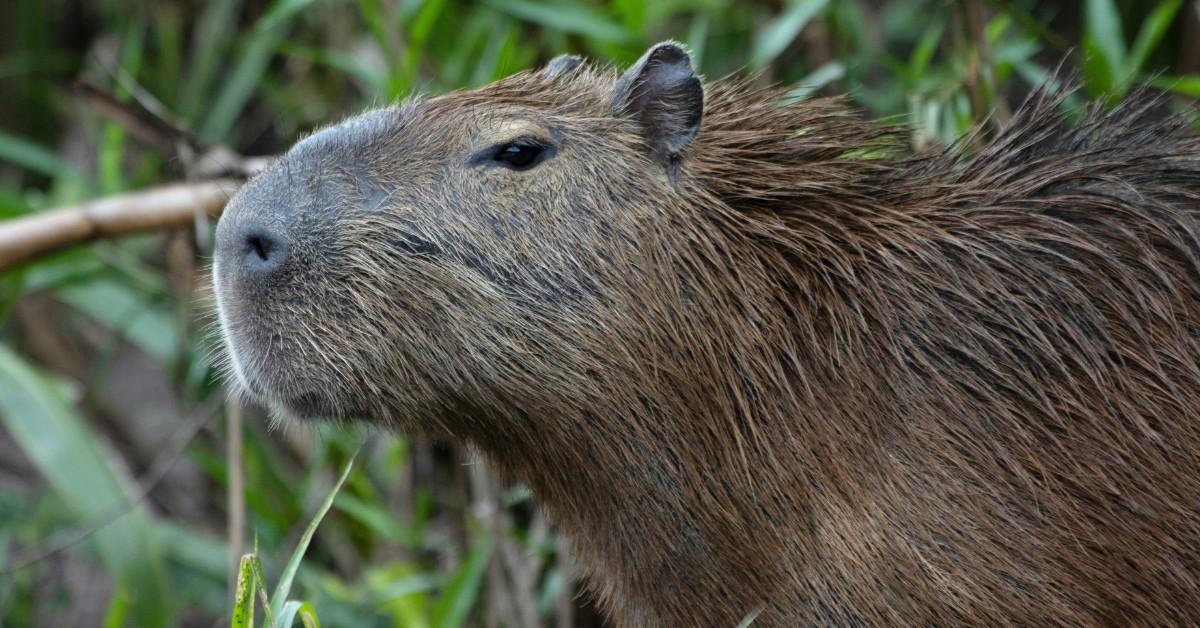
[87,51,201,153]
[75,81,200,155]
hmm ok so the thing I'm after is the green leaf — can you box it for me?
[200,32,278,142]
[1083,0,1126,96]
[99,19,148,195]
[154,519,228,579]
[256,0,321,34]
[334,493,421,547]
[0,186,30,219]
[407,0,450,45]
[276,600,321,628]
[395,0,451,97]
[750,0,829,69]
[991,38,1041,66]
[1127,0,1183,77]
[57,279,179,365]
[103,581,131,628]
[907,20,944,80]
[181,0,240,122]
[0,131,83,180]
[275,43,387,94]
[365,564,439,609]
[480,0,631,43]
[253,538,275,626]
[1085,0,1126,64]
[613,0,647,33]
[356,0,399,78]
[0,346,170,627]
[269,448,361,623]
[200,0,305,142]
[785,61,845,100]
[471,22,516,86]
[232,553,258,628]
[686,13,710,72]
[1150,75,1200,97]
[431,535,493,628]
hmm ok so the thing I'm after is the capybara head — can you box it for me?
[214,43,708,428]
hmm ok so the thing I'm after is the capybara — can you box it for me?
[213,42,1200,625]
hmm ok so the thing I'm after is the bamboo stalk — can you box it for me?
[0,178,242,272]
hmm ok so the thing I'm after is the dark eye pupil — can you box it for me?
[495,143,542,168]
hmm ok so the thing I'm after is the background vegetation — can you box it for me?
[0,0,1197,626]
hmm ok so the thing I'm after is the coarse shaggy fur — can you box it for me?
[214,45,1200,626]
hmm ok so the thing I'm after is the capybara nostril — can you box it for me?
[241,227,286,275]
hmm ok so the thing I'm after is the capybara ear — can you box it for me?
[542,54,583,77]
[612,41,704,168]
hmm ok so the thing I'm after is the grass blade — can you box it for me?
[180,0,240,121]
[431,535,493,628]
[481,0,631,43]
[1127,0,1183,77]
[0,346,170,626]
[232,553,258,628]
[0,131,83,180]
[686,12,710,71]
[751,0,829,69]
[1083,0,1127,96]
[785,61,845,100]
[200,0,305,142]
[57,279,179,365]
[200,32,278,142]
[1150,75,1200,97]
[277,600,321,628]
[908,20,944,80]
[256,0,321,33]
[269,447,360,622]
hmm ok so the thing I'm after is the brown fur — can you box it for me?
[214,45,1200,625]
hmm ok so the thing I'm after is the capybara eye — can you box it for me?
[492,140,546,170]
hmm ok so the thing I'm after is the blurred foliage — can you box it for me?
[0,0,1196,626]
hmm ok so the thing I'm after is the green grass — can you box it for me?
[0,1,1196,626]
[234,447,358,628]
